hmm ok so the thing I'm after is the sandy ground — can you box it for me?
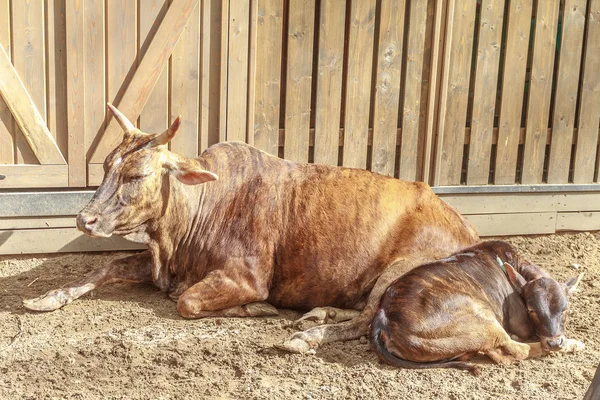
[0,232,599,399]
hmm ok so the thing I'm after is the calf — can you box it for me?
[370,241,584,374]
[23,104,480,352]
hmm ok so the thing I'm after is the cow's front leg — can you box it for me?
[176,269,278,319]
[23,251,153,312]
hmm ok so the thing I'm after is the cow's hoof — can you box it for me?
[274,337,311,354]
[564,339,585,353]
[243,302,279,317]
[293,307,360,329]
[23,290,70,312]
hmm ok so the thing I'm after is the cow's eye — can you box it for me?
[126,174,147,182]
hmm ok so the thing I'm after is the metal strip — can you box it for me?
[0,191,94,217]
[432,184,600,194]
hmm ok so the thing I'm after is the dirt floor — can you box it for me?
[1,233,599,399]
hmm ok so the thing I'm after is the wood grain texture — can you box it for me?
[313,0,346,166]
[284,0,315,163]
[547,0,586,183]
[0,164,67,188]
[170,3,201,157]
[465,212,556,236]
[522,0,560,184]
[573,0,600,183]
[0,217,76,230]
[495,0,533,184]
[371,0,404,177]
[400,0,427,181]
[556,212,600,231]
[466,0,504,185]
[90,0,199,163]
[434,0,477,185]
[253,0,284,155]
[342,0,376,169]
[0,46,65,165]
[66,0,86,186]
[0,0,14,164]
[106,0,136,108]
[440,193,558,214]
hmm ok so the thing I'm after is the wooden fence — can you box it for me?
[1,0,600,253]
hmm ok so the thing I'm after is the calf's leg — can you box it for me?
[177,269,278,319]
[23,251,153,312]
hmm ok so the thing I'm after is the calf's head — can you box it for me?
[505,264,583,351]
[77,104,218,238]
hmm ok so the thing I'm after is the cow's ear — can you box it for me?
[564,273,584,296]
[165,155,218,185]
[504,263,526,294]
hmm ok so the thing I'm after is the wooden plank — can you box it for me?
[0,164,68,188]
[83,0,106,174]
[434,0,477,185]
[253,0,284,155]
[573,0,600,183]
[342,0,376,169]
[91,0,199,163]
[200,0,222,152]
[0,217,77,230]
[0,228,144,255]
[557,193,600,212]
[106,0,136,105]
[246,0,257,147]
[522,0,560,184]
[0,0,14,164]
[0,46,65,165]
[225,0,250,142]
[547,0,586,183]
[139,0,169,134]
[399,0,427,181]
[557,212,600,231]
[219,0,229,143]
[12,0,46,164]
[466,0,505,185]
[495,0,533,184]
[170,3,201,157]
[283,0,316,163]
[66,0,86,187]
[465,212,557,236]
[440,193,558,215]
[313,0,346,166]
[371,0,404,177]
[46,0,69,158]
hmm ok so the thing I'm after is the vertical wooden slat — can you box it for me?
[313,0,346,166]
[200,0,222,152]
[46,0,68,158]
[466,0,504,185]
[139,0,169,134]
[106,0,136,105]
[218,0,229,143]
[66,0,85,186]
[170,3,200,157]
[0,0,14,164]
[547,0,586,183]
[12,0,46,164]
[226,0,249,142]
[521,0,560,184]
[573,0,600,183]
[399,0,428,181]
[342,0,376,169]
[434,0,477,185]
[283,0,315,163]
[246,0,257,147]
[84,0,105,170]
[371,0,404,177]
[495,0,533,184]
[252,0,283,155]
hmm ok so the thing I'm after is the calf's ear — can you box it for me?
[564,273,584,296]
[504,263,527,294]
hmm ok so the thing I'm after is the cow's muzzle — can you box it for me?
[541,335,566,352]
[76,213,105,237]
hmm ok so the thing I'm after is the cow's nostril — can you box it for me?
[86,216,98,226]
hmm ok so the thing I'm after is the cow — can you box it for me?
[23,103,480,353]
[584,363,600,400]
[370,241,584,375]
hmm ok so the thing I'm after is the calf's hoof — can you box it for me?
[23,290,71,312]
[274,336,312,354]
[242,302,279,317]
[293,307,360,330]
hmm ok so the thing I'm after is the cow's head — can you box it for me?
[77,103,218,238]
[505,264,583,352]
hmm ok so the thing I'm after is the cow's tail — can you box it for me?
[369,309,480,376]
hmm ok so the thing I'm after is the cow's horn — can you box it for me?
[107,103,136,135]
[153,115,182,146]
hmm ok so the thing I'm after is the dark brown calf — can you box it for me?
[23,104,480,352]
[370,241,584,374]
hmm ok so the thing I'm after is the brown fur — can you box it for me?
[370,241,584,374]
[23,105,480,351]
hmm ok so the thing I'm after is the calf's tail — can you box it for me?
[369,309,480,376]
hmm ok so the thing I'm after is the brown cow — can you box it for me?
[584,363,600,400]
[23,104,479,352]
[370,241,584,374]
